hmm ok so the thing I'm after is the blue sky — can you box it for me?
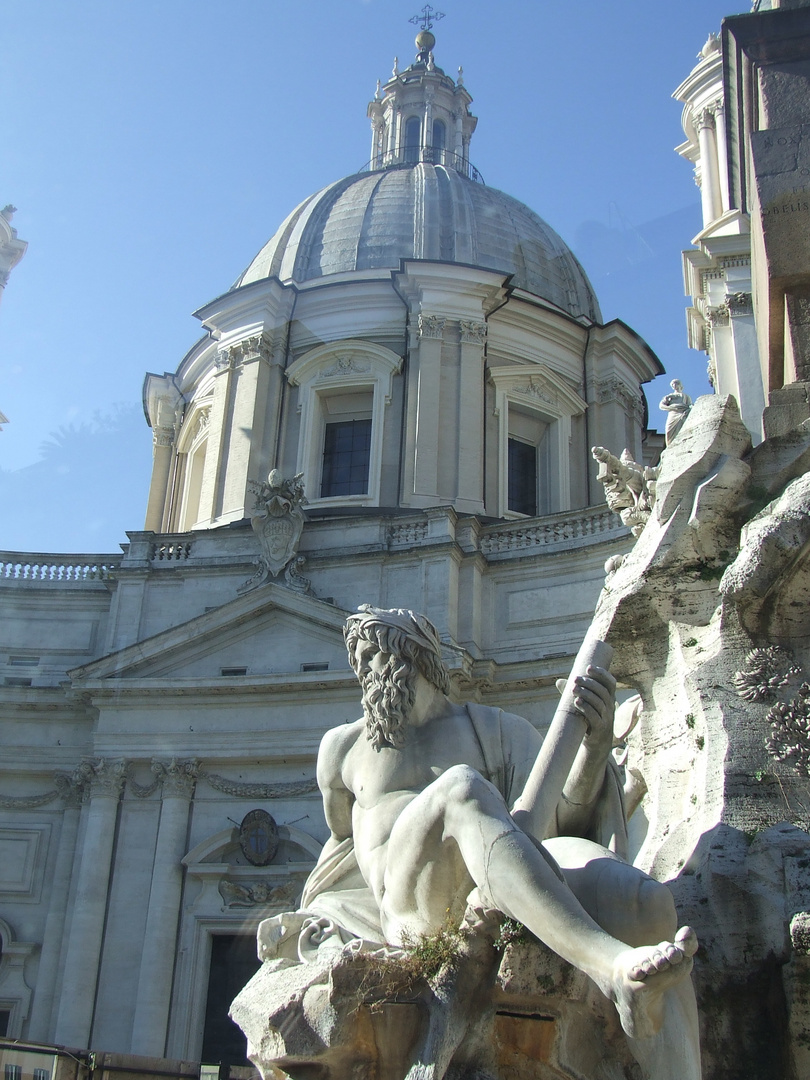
[1,0,741,553]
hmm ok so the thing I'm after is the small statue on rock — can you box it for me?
[592,445,658,537]
[659,379,693,445]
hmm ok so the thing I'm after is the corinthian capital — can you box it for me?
[459,320,487,345]
[79,758,127,800]
[153,757,200,798]
[54,769,89,809]
[418,313,446,339]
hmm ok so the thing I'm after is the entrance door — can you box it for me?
[200,935,261,1068]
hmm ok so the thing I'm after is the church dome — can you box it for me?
[232,162,602,322]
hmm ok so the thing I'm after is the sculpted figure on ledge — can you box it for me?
[236,605,700,1080]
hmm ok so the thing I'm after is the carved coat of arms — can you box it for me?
[246,470,308,586]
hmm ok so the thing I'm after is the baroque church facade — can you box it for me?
[5,4,808,1072]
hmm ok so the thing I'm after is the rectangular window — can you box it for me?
[320,419,372,498]
[3,678,32,688]
[33,1069,51,1080]
[508,437,538,516]
[220,667,247,677]
[0,1011,9,1038]
[9,656,39,666]
[5,1066,22,1080]
[301,662,329,672]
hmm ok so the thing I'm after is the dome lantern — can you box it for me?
[366,12,477,178]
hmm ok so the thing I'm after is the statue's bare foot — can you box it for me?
[610,926,698,1040]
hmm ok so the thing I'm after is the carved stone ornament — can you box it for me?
[154,757,200,798]
[239,808,280,866]
[592,446,659,538]
[766,685,810,776]
[319,355,372,379]
[215,334,271,373]
[515,377,557,407]
[200,771,319,799]
[595,376,644,421]
[219,879,297,909]
[706,304,730,327]
[733,647,801,703]
[459,319,487,345]
[418,313,446,339]
[78,758,127,800]
[726,291,753,317]
[153,426,175,449]
[246,470,307,585]
[734,649,810,777]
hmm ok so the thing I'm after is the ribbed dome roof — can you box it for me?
[233,163,601,321]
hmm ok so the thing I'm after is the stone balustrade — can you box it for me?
[0,552,122,584]
[479,506,625,555]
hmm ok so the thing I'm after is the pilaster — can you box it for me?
[412,313,445,500]
[26,769,87,1041]
[53,759,126,1049]
[130,759,199,1056]
[457,320,487,514]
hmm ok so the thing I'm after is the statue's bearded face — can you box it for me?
[354,640,417,751]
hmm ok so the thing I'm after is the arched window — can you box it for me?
[404,116,421,162]
[490,365,587,518]
[285,340,402,508]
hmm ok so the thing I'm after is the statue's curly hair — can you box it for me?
[344,605,450,696]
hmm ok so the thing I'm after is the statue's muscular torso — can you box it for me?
[316,703,543,904]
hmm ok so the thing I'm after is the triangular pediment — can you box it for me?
[69,582,351,683]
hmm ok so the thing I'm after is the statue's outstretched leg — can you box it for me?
[378,765,698,1070]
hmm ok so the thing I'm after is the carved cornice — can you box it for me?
[418,313,446,340]
[459,320,487,345]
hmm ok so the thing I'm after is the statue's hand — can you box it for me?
[572,665,616,744]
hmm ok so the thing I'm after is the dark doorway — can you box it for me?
[201,935,261,1068]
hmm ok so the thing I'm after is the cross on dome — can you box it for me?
[409,5,445,32]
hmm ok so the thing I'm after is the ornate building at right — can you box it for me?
[677,0,810,443]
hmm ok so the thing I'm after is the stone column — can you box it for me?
[130,759,199,1057]
[26,770,87,1041]
[387,105,401,157]
[714,102,731,215]
[457,320,487,514]
[412,313,445,500]
[144,425,176,533]
[728,291,765,442]
[197,349,236,525]
[453,111,463,159]
[423,93,433,160]
[53,759,126,1049]
[697,107,721,226]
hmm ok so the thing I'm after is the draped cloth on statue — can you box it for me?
[257,703,629,964]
